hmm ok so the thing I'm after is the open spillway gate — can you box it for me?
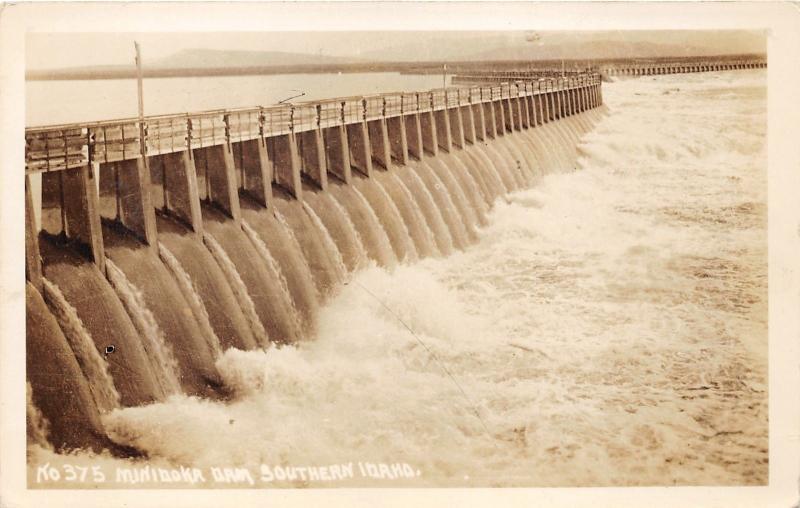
[24,72,604,290]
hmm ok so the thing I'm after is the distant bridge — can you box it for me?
[601,57,765,77]
[451,56,766,84]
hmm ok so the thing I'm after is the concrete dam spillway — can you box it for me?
[25,71,605,454]
[26,56,767,468]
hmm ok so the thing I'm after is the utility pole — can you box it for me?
[134,41,146,160]
[442,63,447,89]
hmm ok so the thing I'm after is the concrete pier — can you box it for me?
[100,157,158,250]
[346,121,373,177]
[386,115,409,165]
[297,129,328,190]
[195,143,242,222]
[447,90,465,149]
[470,89,487,141]
[419,106,439,156]
[482,100,497,139]
[154,151,204,237]
[268,133,303,199]
[235,138,273,208]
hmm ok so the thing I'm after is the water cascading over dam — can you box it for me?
[25,71,607,454]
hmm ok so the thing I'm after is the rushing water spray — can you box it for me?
[350,186,398,265]
[389,172,441,257]
[105,259,182,397]
[402,168,455,254]
[301,203,349,284]
[241,220,305,336]
[26,382,52,450]
[326,192,370,270]
[371,178,420,263]
[42,278,121,413]
[158,243,223,359]
[273,208,323,294]
[202,232,270,347]
[423,161,478,242]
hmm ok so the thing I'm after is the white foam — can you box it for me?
[105,259,182,397]
[158,243,222,359]
[42,278,121,412]
[202,232,270,347]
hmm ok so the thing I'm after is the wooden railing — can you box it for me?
[25,72,602,175]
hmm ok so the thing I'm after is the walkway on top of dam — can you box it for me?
[25,68,604,293]
[25,72,601,175]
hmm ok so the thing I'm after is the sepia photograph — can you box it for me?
[1,2,799,507]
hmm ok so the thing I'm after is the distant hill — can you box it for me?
[151,48,364,68]
[27,48,364,80]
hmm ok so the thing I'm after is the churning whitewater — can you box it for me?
[28,70,767,487]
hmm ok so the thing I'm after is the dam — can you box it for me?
[26,71,604,452]
[451,55,767,84]
[23,58,768,488]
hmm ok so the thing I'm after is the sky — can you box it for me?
[26,31,766,70]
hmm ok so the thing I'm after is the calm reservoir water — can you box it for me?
[26,72,450,125]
